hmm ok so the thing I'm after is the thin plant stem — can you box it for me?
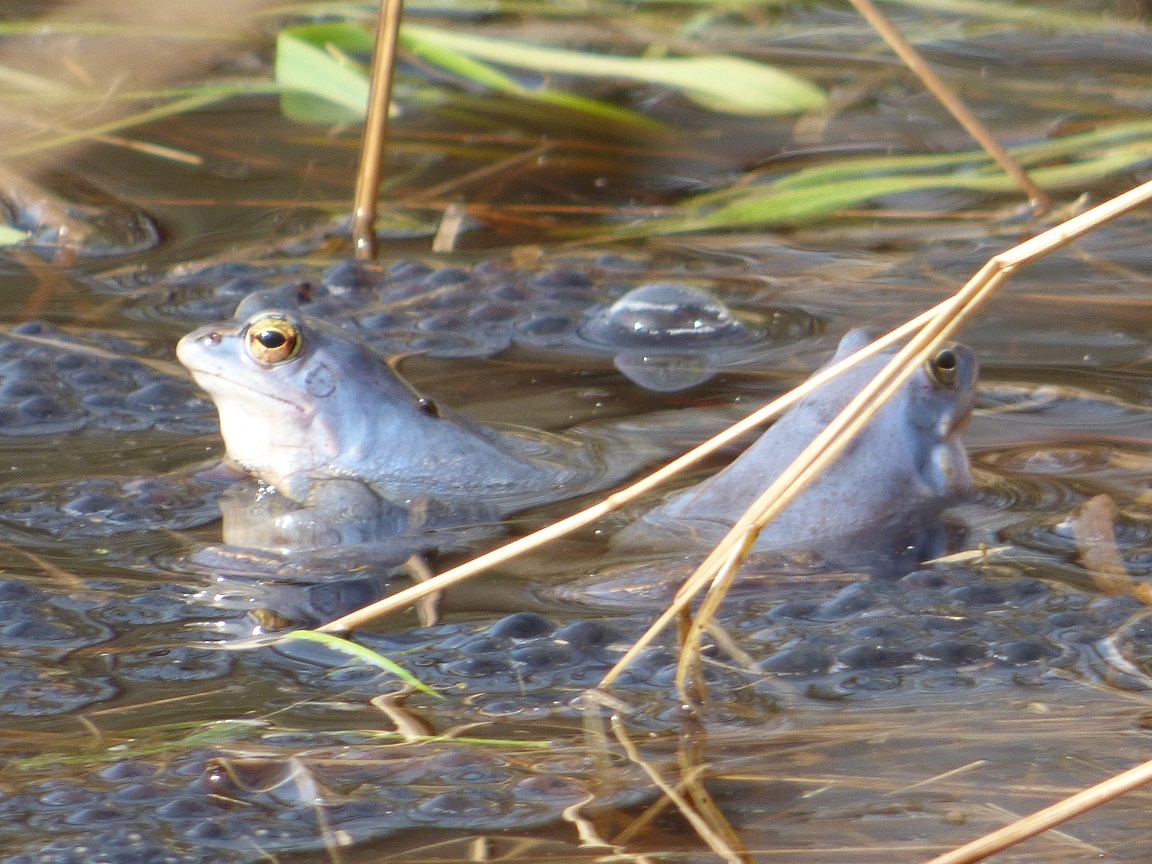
[611,715,744,864]
[922,756,1152,864]
[351,0,405,259]
[848,0,1050,212]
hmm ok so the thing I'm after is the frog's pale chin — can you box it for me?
[184,367,303,412]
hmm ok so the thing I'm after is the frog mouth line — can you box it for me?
[185,368,306,414]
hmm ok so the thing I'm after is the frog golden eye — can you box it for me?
[927,348,958,387]
[246,315,301,365]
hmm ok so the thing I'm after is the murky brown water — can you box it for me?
[3,2,1152,863]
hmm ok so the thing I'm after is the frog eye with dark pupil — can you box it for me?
[246,316,301,365]
[927,348,958,387]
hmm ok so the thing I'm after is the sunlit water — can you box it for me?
[2,3,1152,862]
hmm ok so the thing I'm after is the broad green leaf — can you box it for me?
[402,24,825,116]
[278,630,440,697]
[275,23,375,122]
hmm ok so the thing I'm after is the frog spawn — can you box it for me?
[99,257,822,388]
[0,737,646,864]
[0,577,258,719]
[275,566,1152,718]
[4,562,1152,864]
[0,470,235,539]
[7,262,1152,859]
[0,322,214,436]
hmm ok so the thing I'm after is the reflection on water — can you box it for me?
[4,1,1152,862]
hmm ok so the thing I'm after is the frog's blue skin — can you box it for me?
[176,307,651,520]
[621,329,978,564]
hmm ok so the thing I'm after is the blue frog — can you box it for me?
[618,329,978,567]
[177,308,660,530]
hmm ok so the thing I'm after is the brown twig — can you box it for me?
[351,0,406,259]
[847,0,1051,213]
[611,715,744,864]
[921,755,1152,864]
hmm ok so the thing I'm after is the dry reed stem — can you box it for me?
[600,176,1152,692]
[921,755,1152,864]
[430,202,468,253]
[351,0,406,260]
[402,554,440,627]
[677,716,755,864]
[847,0,1050,212]
[978,802,1107,857]
[406,142,552,203]
[611,715,744,864]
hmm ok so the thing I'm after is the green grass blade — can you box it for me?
[276,21,660,127]
[609,136,1152,237]
[278,630,441,697]
[758,120,1152,196]
[682,120,1152,214]
[402,23,825,116]
[400,29,662,128]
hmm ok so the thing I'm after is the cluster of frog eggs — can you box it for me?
[0,578,243,718]
[0,322,215,437]
[0,740,636,864]
[270,565,1152,719]
[1,564,1148,719]
[1,562,1150,862]
[0,472,233,537]
[0,255,1142,860]
[103,257,821,391]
